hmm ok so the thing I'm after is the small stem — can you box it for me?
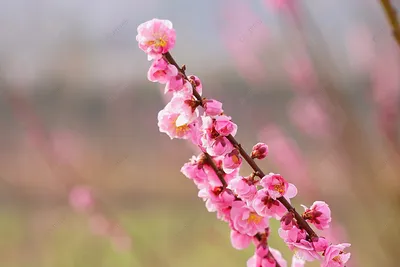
[379,0,400,48]
[163,52,318,239]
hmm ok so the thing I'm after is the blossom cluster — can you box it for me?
[137,18,351,267]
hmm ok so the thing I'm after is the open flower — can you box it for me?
[136,18,176,60]
[260,173,297,199]
[322,243,351,267]
[252,189,287,219]
[230,200,269,236]
[147,58,178,84]
[302,201,331,230]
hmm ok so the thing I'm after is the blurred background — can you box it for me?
[0,0,400,266]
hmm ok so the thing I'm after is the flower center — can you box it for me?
[176,124,190,135]
[332,255,342,263]
[148,35,168,48]
[247,212,263,224]
[232,154,240,164]
[273,184,285,194]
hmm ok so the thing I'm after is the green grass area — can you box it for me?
[0,205,317,267]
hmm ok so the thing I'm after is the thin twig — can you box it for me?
[380,0,400,48]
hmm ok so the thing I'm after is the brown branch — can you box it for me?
[163,52,283,266]
[380,0,400,48]
[204,153,227,188]
[163,52,318,240]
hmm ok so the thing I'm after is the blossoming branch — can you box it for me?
[136,18,351,267]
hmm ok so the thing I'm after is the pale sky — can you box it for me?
[0,0,396,87]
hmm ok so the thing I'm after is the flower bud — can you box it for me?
[251,143,269,159]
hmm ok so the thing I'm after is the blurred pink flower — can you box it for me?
[51,130,83,165]
[288,97,332,139]
[284,54,317,93]
[258,124,314,194]
[69,186,93,212]
[263,0,294,11]
[345,24,376,72]
[88,214,110,236]
[219,1,269,86]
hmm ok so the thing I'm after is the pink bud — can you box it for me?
[251,142,269,159]
[189,75,203,95]
[204,99,223,116]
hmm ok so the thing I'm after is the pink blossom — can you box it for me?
[279,227,320,262]
[230,229,252,250]
[230,200,269,236]
[252,189,287,219]
[280,212,296,230]
[251,142,269,159]
[263,0,296,14]
[165,74,192,95]
[292,240,321,262]
[270,247,288,267]
[291,255,305,267]
[69,186,93,212]
[214,115,238,136]
[157,94,200,139]
[168,94,199,126]
[198,186,235,221]
[312,237,329,252]
[222,149,242,173]
[229,176,257,201]
[136,18,176,60]
[247,247,287,267]
[203,163,228,187]
[322,243,351,267]
[260,173,297,199]
[157,109,197,140]
[278,226,306,244]
[302,201,331,230]
[204,99,223,116]
[180,155,208,188]
[147,58,178,84]
[204,136,234,157]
